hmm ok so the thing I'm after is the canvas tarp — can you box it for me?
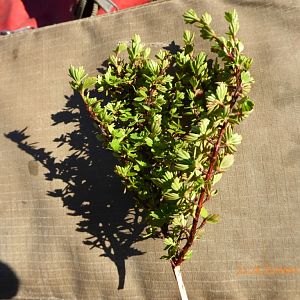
[0,0,299,299]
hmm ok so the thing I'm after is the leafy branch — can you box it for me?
[68,8,254,299]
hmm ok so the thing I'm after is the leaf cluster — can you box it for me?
[68,9,254,262]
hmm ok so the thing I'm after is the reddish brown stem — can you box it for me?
[172,68,242,267]
[172,123,227,266]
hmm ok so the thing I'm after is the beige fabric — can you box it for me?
[0,0,299,299]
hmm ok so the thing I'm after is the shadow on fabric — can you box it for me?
[4,92,146,290]
[0,261,20,299]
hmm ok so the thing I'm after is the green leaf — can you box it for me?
[171,177,182,191]
[68,65,86,82]
[225,9,239,36]
[241,71,253,84]
[175,163,190,171]
[109,139,121,152]
[114,42,127,54]
[151,114,162,135]
[145,137,153,147]
[172,214,187,227]
[201,12,212,25]
[130,132,142,140]
[133,34,141,44]
[133,97,144,102]
[136,88,148,99]
[112,128,126,139]
[216,82,227,101]
[184,250,193,260]
[149,211,159,219]
[147,60,160,75]
[183,9,200,24]
[206,95,218,114]
[104,67,113,84]
[195,51,206,67]
[133,164,140,171]
[136,160,148,167]
[199,13,214,40]
[143,47,151,58]
[200,207,208,218]
[224,10,236,23]
[155,49,167,60]
[229,132,242,145]
[212,173,222,185]
[164,237,175,247]
[220,154,234,171]
[236,41,244,53]
[206,214,220,224]
[164,171,174,180]
[224,127,242,152]
[183,30,195,45]
[177,149,190,161]
[109,54,118,67]
[241,98,254,112]
[86,97,97,106]
[115,164,136,178]
[160,255,171,260]
[164,192,180,201]
[184,132,200,142]
[199,118,210,134]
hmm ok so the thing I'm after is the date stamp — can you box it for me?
[236,265,299,276]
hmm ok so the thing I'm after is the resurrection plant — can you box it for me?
[69,9,254,299]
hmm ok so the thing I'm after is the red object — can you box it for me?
[0,0,37,31]
[97,0,150,15]
[0,0,150,32]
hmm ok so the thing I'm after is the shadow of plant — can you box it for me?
[5,92,146,290]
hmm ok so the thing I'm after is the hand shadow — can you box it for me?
[5,92,146,290]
